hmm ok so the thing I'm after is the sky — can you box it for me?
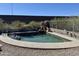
[0,3,79,16]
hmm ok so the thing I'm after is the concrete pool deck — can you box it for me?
[48,32,78,41]
[0,32,79,49]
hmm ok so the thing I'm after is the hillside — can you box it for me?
[0,15,74,23]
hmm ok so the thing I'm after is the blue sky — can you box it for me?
[0,3,79,16]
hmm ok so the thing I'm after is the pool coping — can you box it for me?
[0,32,79,49]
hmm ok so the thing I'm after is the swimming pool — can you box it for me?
[1,33,77,49]
[12,33,70,43]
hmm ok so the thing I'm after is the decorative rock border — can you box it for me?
[0,32,79,49]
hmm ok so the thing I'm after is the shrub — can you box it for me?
[10,20,26,29]
[28,21,40,29]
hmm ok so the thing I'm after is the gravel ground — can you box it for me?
[0,41,79,56]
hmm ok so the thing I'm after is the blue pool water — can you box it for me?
[14,33,70,43]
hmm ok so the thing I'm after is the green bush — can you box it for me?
[10,20,26,29]
[28,21,40,29]
[0,18,5,30]
[50,17,79,32]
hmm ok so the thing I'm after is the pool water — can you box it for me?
[15,33,70,43]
